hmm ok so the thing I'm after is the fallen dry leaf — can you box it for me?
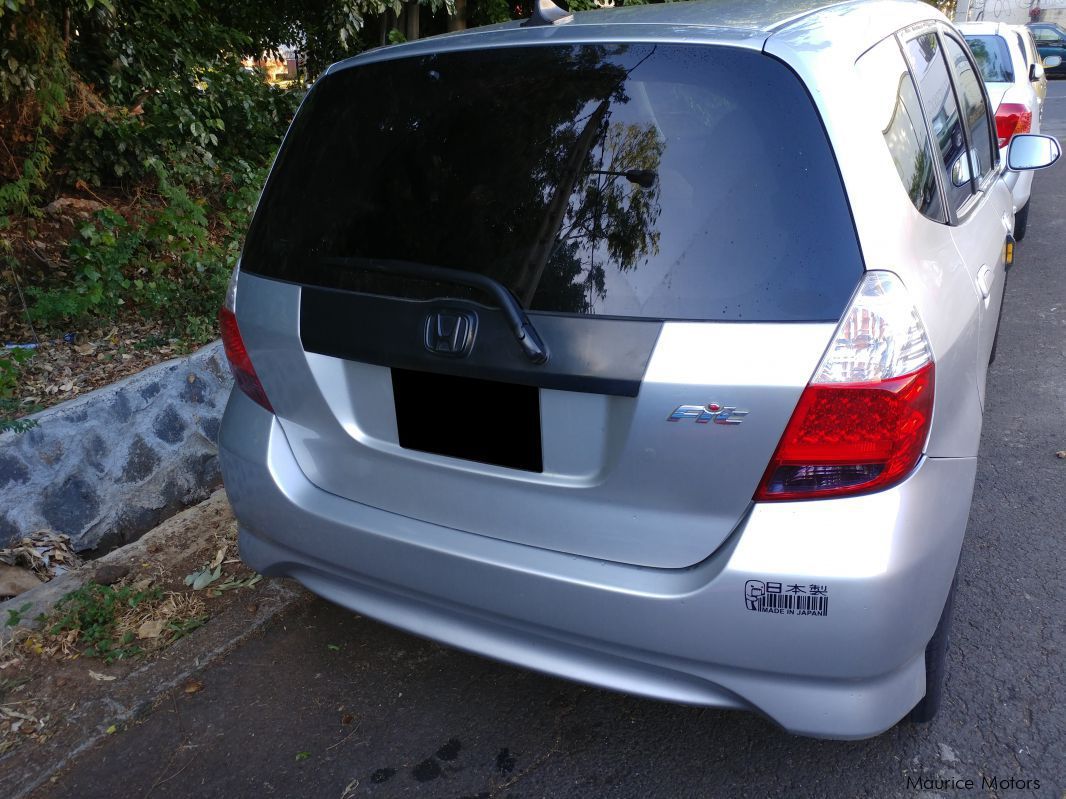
[183,679,204,694]
[88,670,116,682]
[136,619,165,640]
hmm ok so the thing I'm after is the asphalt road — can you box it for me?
[40,84,1066,799]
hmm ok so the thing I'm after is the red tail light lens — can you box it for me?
[995,102,1032,148]
[756,363,934,500]
[756,271,934,502]
[219,306,273,412]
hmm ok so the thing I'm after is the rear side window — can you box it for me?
[964,34,1014,82]
[1017,32,1037,69]
[856,37,944,222]
[241,44,862,322]
[904,33,972,211]
[943,34,995,181]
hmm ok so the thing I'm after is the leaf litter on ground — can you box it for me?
[0,531,81,581]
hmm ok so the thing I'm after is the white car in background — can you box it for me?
[960,21,1062,239]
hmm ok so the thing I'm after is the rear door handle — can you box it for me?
[977,265,993,300]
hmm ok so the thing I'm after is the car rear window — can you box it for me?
[964,35,1014,83]
[241,44,862,322]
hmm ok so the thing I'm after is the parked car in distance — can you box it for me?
[960,21,1061,238]
[1020,27,1051,116]
[1028,21,1066,75]
[218,0,1061,740]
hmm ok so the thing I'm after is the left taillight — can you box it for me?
[219,267,273,412]
[995,102,1032,149]
[755,272,934,501]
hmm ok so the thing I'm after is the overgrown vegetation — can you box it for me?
[0,348,38,432]
[49,582,162,662]
[1,0,300,347]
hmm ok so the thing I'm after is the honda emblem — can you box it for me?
[425,310,477,358]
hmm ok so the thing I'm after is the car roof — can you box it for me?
[957,20,1012,36]
[326,0,943,76]
[521,0,853,31]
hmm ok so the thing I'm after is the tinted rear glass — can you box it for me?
[242,44,862,321]
[964,35,1014,83]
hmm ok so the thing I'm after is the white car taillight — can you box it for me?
[756,272,934,501]
[995,102,1033,149]
[218,265,273,412]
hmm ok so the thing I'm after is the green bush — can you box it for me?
[63,112,158,187]
[25,154,267,342]
[27,208,141,323]
[63,62,298,190]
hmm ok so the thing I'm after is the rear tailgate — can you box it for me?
[236,42,861,569]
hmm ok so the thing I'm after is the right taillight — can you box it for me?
[995,102,1032,148]
[219,266,273,412]
[756,272,934,501]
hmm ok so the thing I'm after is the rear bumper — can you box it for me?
[220,390,977,739]
[1002,159,1033,212]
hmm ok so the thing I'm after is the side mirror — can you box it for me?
[1044,55,1063,69]
[1007,134,1062,171]
[950,150,973,187]
[1030,62,1044,81]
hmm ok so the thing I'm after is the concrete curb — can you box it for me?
[2,581,308,799]
[0,491,310,798]
[0,341,232,552]
[0,491,224,640]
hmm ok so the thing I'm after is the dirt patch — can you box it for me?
[0,491,271,759]
[2,320,203,417]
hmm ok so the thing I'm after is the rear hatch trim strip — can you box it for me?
[300,287,662,397]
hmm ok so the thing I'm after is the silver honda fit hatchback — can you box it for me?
[218,0,1060,738]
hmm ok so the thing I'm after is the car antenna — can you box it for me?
[522,0,574,27]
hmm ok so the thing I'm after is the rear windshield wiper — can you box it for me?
[320,257,549,365]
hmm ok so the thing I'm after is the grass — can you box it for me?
[48,583,162,662]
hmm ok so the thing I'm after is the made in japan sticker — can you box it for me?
[744,580,829,616]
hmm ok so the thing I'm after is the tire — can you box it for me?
[1014,201,1030,241]
[906,573,957,724]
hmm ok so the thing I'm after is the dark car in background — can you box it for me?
[1028,22,1066,75]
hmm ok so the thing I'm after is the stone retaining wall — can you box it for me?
[0,341,232,551]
